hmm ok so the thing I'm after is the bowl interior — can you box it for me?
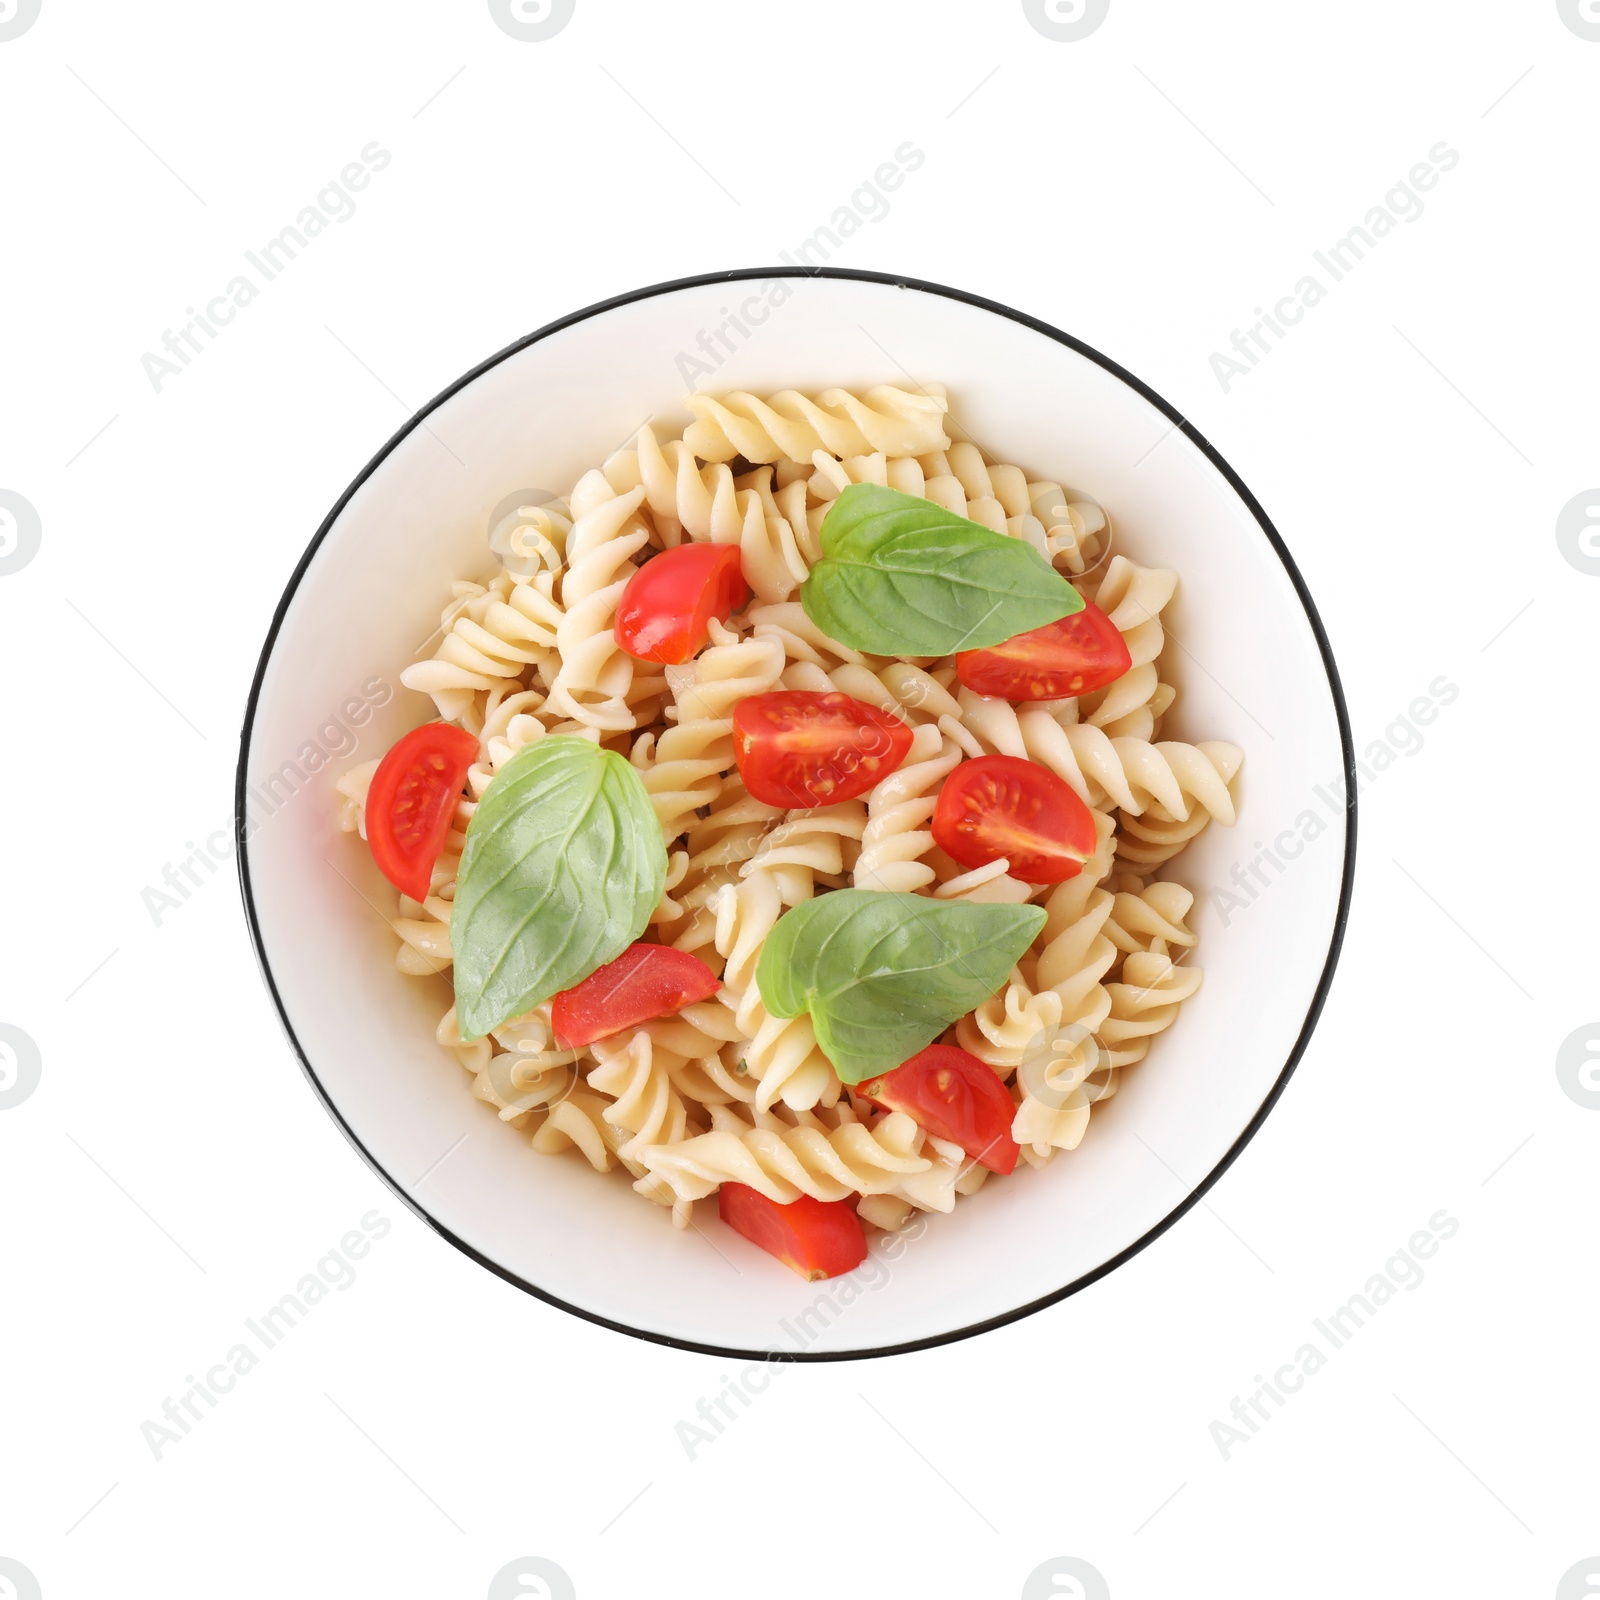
[241,273,1349,1356]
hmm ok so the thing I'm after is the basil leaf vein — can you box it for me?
[451,736,666,1040]
[756,889,1045,1084]
[800,484,1082,656]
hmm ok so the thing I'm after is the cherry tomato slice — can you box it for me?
[718,1184,868,1280]
[732,690,914,808]
[955,600,1131,701]
[614,544,748,664]
[932,753,1097,884]
[858,1045,1020,1175]
[551,943,721,1048]
[365,723,479,901]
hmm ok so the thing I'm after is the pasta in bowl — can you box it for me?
[239,271,1351,1356]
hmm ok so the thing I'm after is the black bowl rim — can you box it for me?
[235,265,1357,1362]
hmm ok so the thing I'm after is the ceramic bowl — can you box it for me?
[237,269,1354,1358]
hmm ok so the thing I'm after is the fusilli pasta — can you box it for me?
[632,619,784,842]
[543,474,652,732]
[683,384,951,466]
[637,1103,963,1215]
[336,380,1240,1267]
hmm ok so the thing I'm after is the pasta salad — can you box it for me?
[334,384,1242,1280]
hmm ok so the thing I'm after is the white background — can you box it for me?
[1,2,1595,1597]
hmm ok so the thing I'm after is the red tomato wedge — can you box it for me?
[718,1184,868,1280]
[732,690,914,808]
[614,543,748,664]
[955,600,1131,701]
[933,754,1097,884]
[551,943,721,1048]
[858,1045,1020,1175]
[365,723,479,901]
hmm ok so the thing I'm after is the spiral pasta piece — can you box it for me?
[334,758,379,838]
[1032,810,1117,937]
[679,778,784,884]
[1104,881,1198,958]
[1076,557,1181,740]
[473,1053,578,1128]
[1010,1045,1118,1159]
[1033,890,1119,1032]
[956,858,1120,1073]
[449,999,590,1134]
[739,1006,840,1115]
[1083,666,1177,744]
[636,1106,936,1206]
[710,802,864,1111]
[467,998,588,1126]
[530,1084,690,1216]
[869,1123,970,1215]
[628,1000,756,1115]
[1091,555,1177,670]
[1099,940,1202,1067]
[852,721,964,894]
[605,427,739,545]
[632,620,784,841]
[1113,744,1243,868]
[666,779,786,960]
[464,687,550,799]
[401,570,565,724]
[587,1029,697,1162]
[740,802,865,901]
[392,893,455,976]
[946,690,1241,824]
[529,1089,623,1171]
[1029,481,1111,576]
[488,497,572,582]
[673,619,787,727]
[543,474,651,732]
[461,1006,585,1127]
[956,976,1063,1069]
[709,864,781,1002]
[683,384,950,466]
[737,463,827,596]
[999,879,1125,1154]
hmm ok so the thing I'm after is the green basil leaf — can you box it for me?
[756,889,1045,1084]
[800,484,1083,656]
[451,736,666,1040]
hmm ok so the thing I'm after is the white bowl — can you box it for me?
[237,269,1354,1359]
